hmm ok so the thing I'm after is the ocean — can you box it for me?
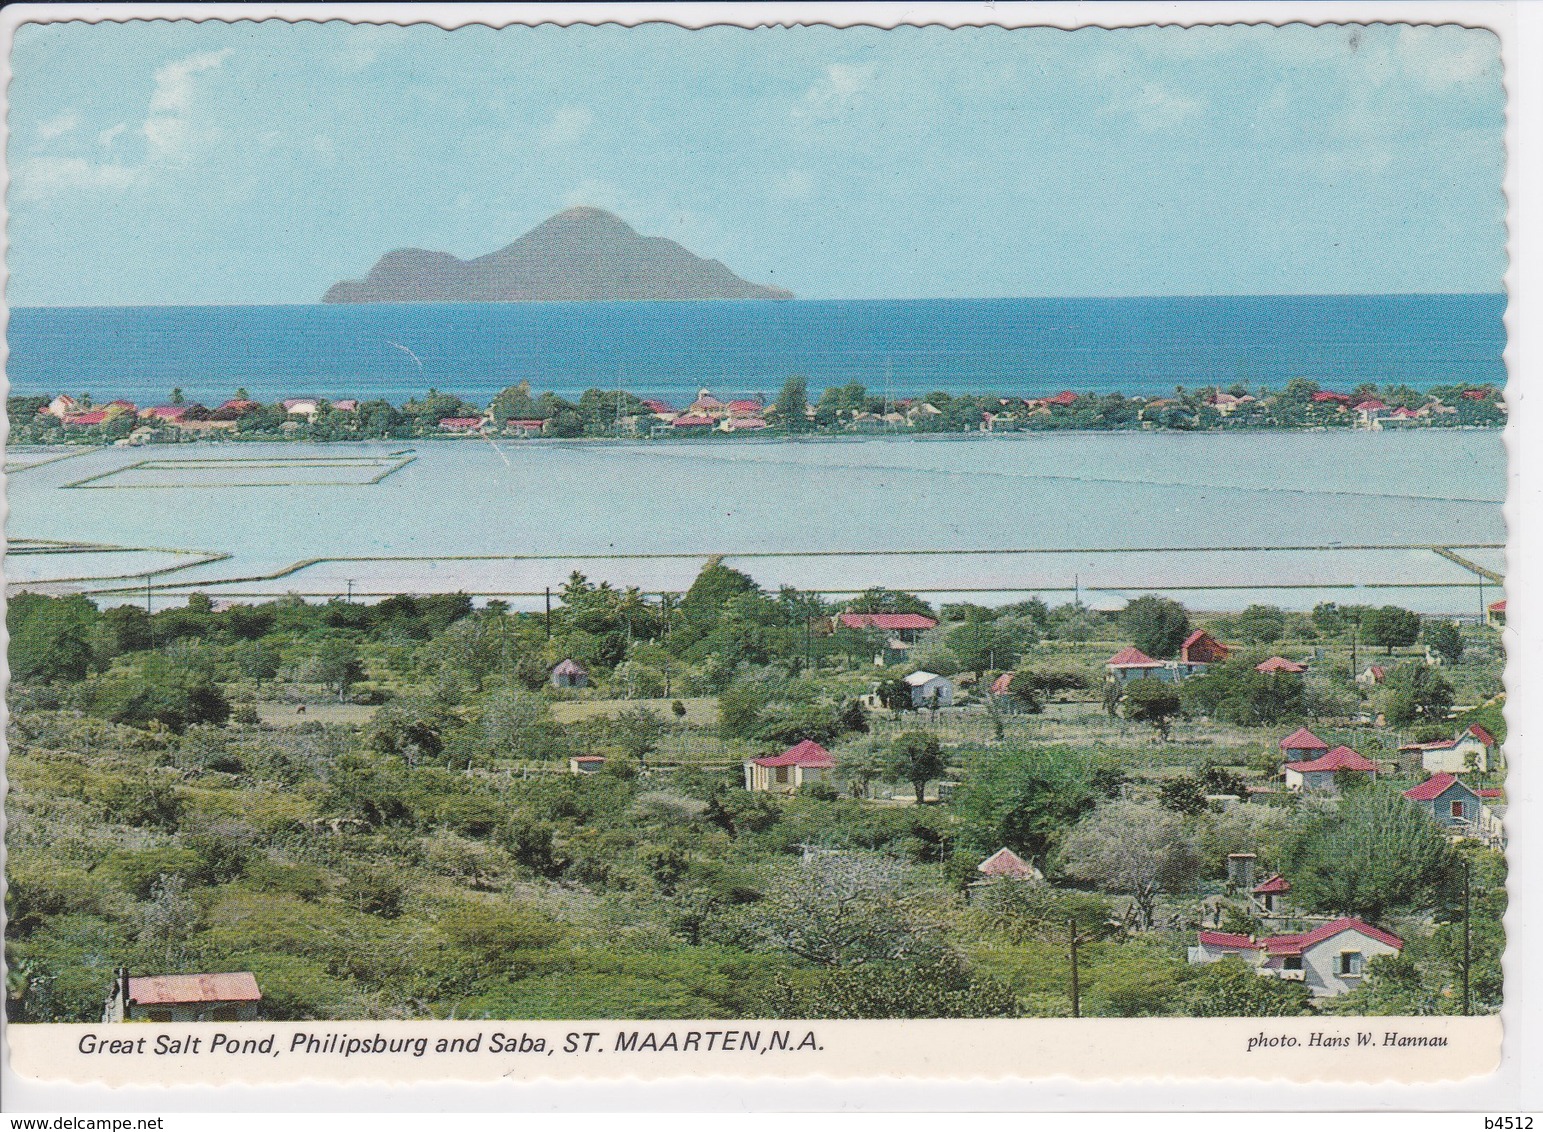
[5,294,1506,408]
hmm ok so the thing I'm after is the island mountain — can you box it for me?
[323,207,793,303]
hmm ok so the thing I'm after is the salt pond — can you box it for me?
[3,430,1506,613]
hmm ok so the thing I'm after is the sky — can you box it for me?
[6,18,1507,306]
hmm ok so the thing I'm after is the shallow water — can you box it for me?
[3,430,1506,613]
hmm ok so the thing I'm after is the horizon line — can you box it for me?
[9,290,1509,312]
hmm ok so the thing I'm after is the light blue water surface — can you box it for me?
[4,431,1506,613]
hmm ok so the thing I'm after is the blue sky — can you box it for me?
[7,19,1506,305]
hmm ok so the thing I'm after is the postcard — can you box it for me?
[1,0,1523,1099]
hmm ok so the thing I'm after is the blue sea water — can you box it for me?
[5,294,1506,408]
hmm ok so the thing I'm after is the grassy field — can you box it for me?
[252,701,376,728]
[549,696,719,727]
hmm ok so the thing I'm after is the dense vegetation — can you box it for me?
[5,568,1505,1022]
[7,376,1504,446]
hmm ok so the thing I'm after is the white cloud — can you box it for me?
[37,111,79,141]
[148,48,233,115]
[21,48,234,202]
[541,106,593,147]
[14,156,139,202]
[794,62,878,118]
[1395,26,1497,90]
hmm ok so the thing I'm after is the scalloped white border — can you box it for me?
[1,0,1534,1115]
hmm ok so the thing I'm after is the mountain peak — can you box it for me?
[324,209,791,304]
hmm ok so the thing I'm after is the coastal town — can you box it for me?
[6,553,1506,1021]
[6,376,1507,449]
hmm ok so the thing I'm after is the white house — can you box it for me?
[904,670,954,708]
[1283,744,1378,792]
[1189,918,1403,997]
[744,739,834,793]
[1400,724,1498,775]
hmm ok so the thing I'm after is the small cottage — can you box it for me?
[1105,645,1171,684]
[1283,745,1378,792]
[1251,874,1291,915]
[904,670,955,708]
[1399,725,1496,775]
[1277,726,1330,764]
[744,739,834,793]
[568,755,606,775]
[1178,629,1231,672]
[1401,773,1499,842]
[1487,599,1506,629]
[1355,665,1387,687]
[976,847,1042,883]
[103,968,262,1023]
[550,658,589,689]
[1255,656,1307,675]
[1188,918,1403,997]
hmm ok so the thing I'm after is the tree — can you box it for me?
[1181,660,1305,726]
[8,593,98,684]
[773,375,811,433]
[1057,801,1200,931]
[1119,596,1190,659]
[1424,619,1464,664]
[753,953,1019,1019]
[1158,776,1208,816]
[1122,679,1182,740]
[953,747,1095,862]
[1181,956,1312,1016]
[307,640,364,701]
[1234,604,1287,644]
[886,731,946,805]
[1281,788,1455,921]
[1361,605,1421,654]
[1380,662,1454,727]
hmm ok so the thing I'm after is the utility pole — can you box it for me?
[346,578,354,604]
[544,586,552,640]
[1462,858,1472,1016]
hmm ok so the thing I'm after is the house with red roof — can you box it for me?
[720,416,768,432]
[61,410,111,427]
[1189,918,1403,997]
[671,414,714,430]
[41,393,79,419]
[1043,390,1079,407]
[1255,656,1307,675]
[1278,726,1330,763]
[505,418,547,436]
[1401,773,1498,842]
[213,398,261,420]
[1398,724,1497,775]
[837,612,938,641]
[103,967,261,1023]
[1310,390,1353,406]
[1353,399,1389,429]
[140,404,192,422]
[282,398,321,417]
[1178,629,1231,671]
[1105,645,1172,684]
[975,847,1042,883]
[1487,599,1505,629]
[438,417,485,433]
[1251,874,1292,916]
[744,739,834,793]
[1283,745,1379,792]
[568,755,606,775]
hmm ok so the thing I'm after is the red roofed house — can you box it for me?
[42,394,78,419]
[726,399,764,417]
[1251,874,1292,915]
[438,417,485,433]
[1401,773,1496,842]
[671,414,715,430]
[1487,599,1505,629]
[1353,399,1388,429]
[720,416,768,432]
[331,399,359,413]
[61,410,111,427]
[104,967,261,1023]
[744,739,834,793]
[1105,645,1172,684]
[1283,745,1379,792]
[1255,656,1307,675]
[213,399,261,420]
[568,755,606,775]
[989,672,1015,697]
[976,847,1043,883]
[506,418,547,436]
[1278,726,1330,763]
[640,399,673,416]
[1178,630,1230,671]
[1044,390,1079,407]
[1189,918,1403,997]
[1311,390,1353,406]
[836,612,938,642]
[1398,725,1496,775]
[140,404,191,422]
